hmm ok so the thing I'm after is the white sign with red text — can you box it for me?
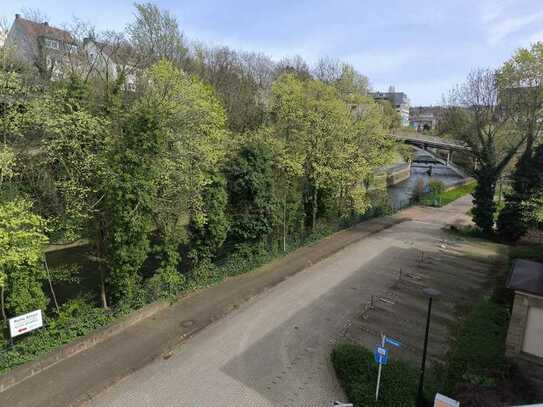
[435,393,460,407]
[9,309,43,338]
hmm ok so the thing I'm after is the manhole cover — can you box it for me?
[180,320,195,328]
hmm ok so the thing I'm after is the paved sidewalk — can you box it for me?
[0,215,403,407]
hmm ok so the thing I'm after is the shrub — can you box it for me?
[0,296,115,373]
[429,179,446,196]
[145,267,185,302]
[220,243,273,277]
[496,203,526,242]
[332,343,418,406]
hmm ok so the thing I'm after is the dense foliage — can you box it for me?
[0,199,49,318]
[440,44,543,236]
[0,2,396,368]
[496,43,543,241]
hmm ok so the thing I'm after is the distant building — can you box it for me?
[369,88,410,127]
[0,30,7,48]
[6,14,77,79]
[409,106,443,132]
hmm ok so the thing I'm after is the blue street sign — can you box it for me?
[385,337,401,348]
[374,346,388,365]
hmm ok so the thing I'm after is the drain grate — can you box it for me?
[180,319,195,328]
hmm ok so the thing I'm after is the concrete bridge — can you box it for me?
[394,132,471,153]
[410,145,469,178]
[394,132,472,172]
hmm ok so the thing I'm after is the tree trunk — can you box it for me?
[96,225,108,309]
[100,267,108,309]
[312,183,318,232]
[1,285,6,324]
[473,170,498,235]
[283,193,287,252]
[44,256,60,314]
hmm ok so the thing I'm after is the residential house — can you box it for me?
[369,88,410,127]
[82,37,137,91]
[6,14,77,79]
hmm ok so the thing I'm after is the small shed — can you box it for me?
[505,259,543,396]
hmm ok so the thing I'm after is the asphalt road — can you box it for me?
[88,197,485,407]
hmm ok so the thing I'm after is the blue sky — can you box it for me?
[2,0,543,105]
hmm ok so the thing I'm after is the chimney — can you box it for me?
[15,13,20,19]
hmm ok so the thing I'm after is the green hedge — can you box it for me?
[332,343,418,406]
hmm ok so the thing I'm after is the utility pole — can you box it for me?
[417,288,441,407]
[375,333,385,401]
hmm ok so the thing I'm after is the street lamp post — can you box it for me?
[417,287,441,407]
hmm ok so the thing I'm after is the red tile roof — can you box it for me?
[15,17,75,44]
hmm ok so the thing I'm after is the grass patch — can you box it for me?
[332,343,418,406]
[421,181,476,207]
[442,299,509,394]
[437,296,538,405]
[509,244,543,263]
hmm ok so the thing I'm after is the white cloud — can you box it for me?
[480,0,543,46]
[487,11,543,45]
[480,0,514,23]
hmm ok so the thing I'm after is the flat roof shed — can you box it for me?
[506,259,543,297]
[505,258,543,398]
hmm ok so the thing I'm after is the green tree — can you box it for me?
[225,141,277,246]
[524,192,543,226]
[441,69,526,234]
[497,43,543,241]
[4,79,114,308]
[375,99,401,131]
[104,104,161,307]
[270,73,393,231]
[188,174,229,267]
[0,199,49,319]
[139,60,228,277]
[270,74,306,248]
[127,2,188,67]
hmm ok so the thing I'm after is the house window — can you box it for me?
[66,43,78,53]
[44,38,60,50]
